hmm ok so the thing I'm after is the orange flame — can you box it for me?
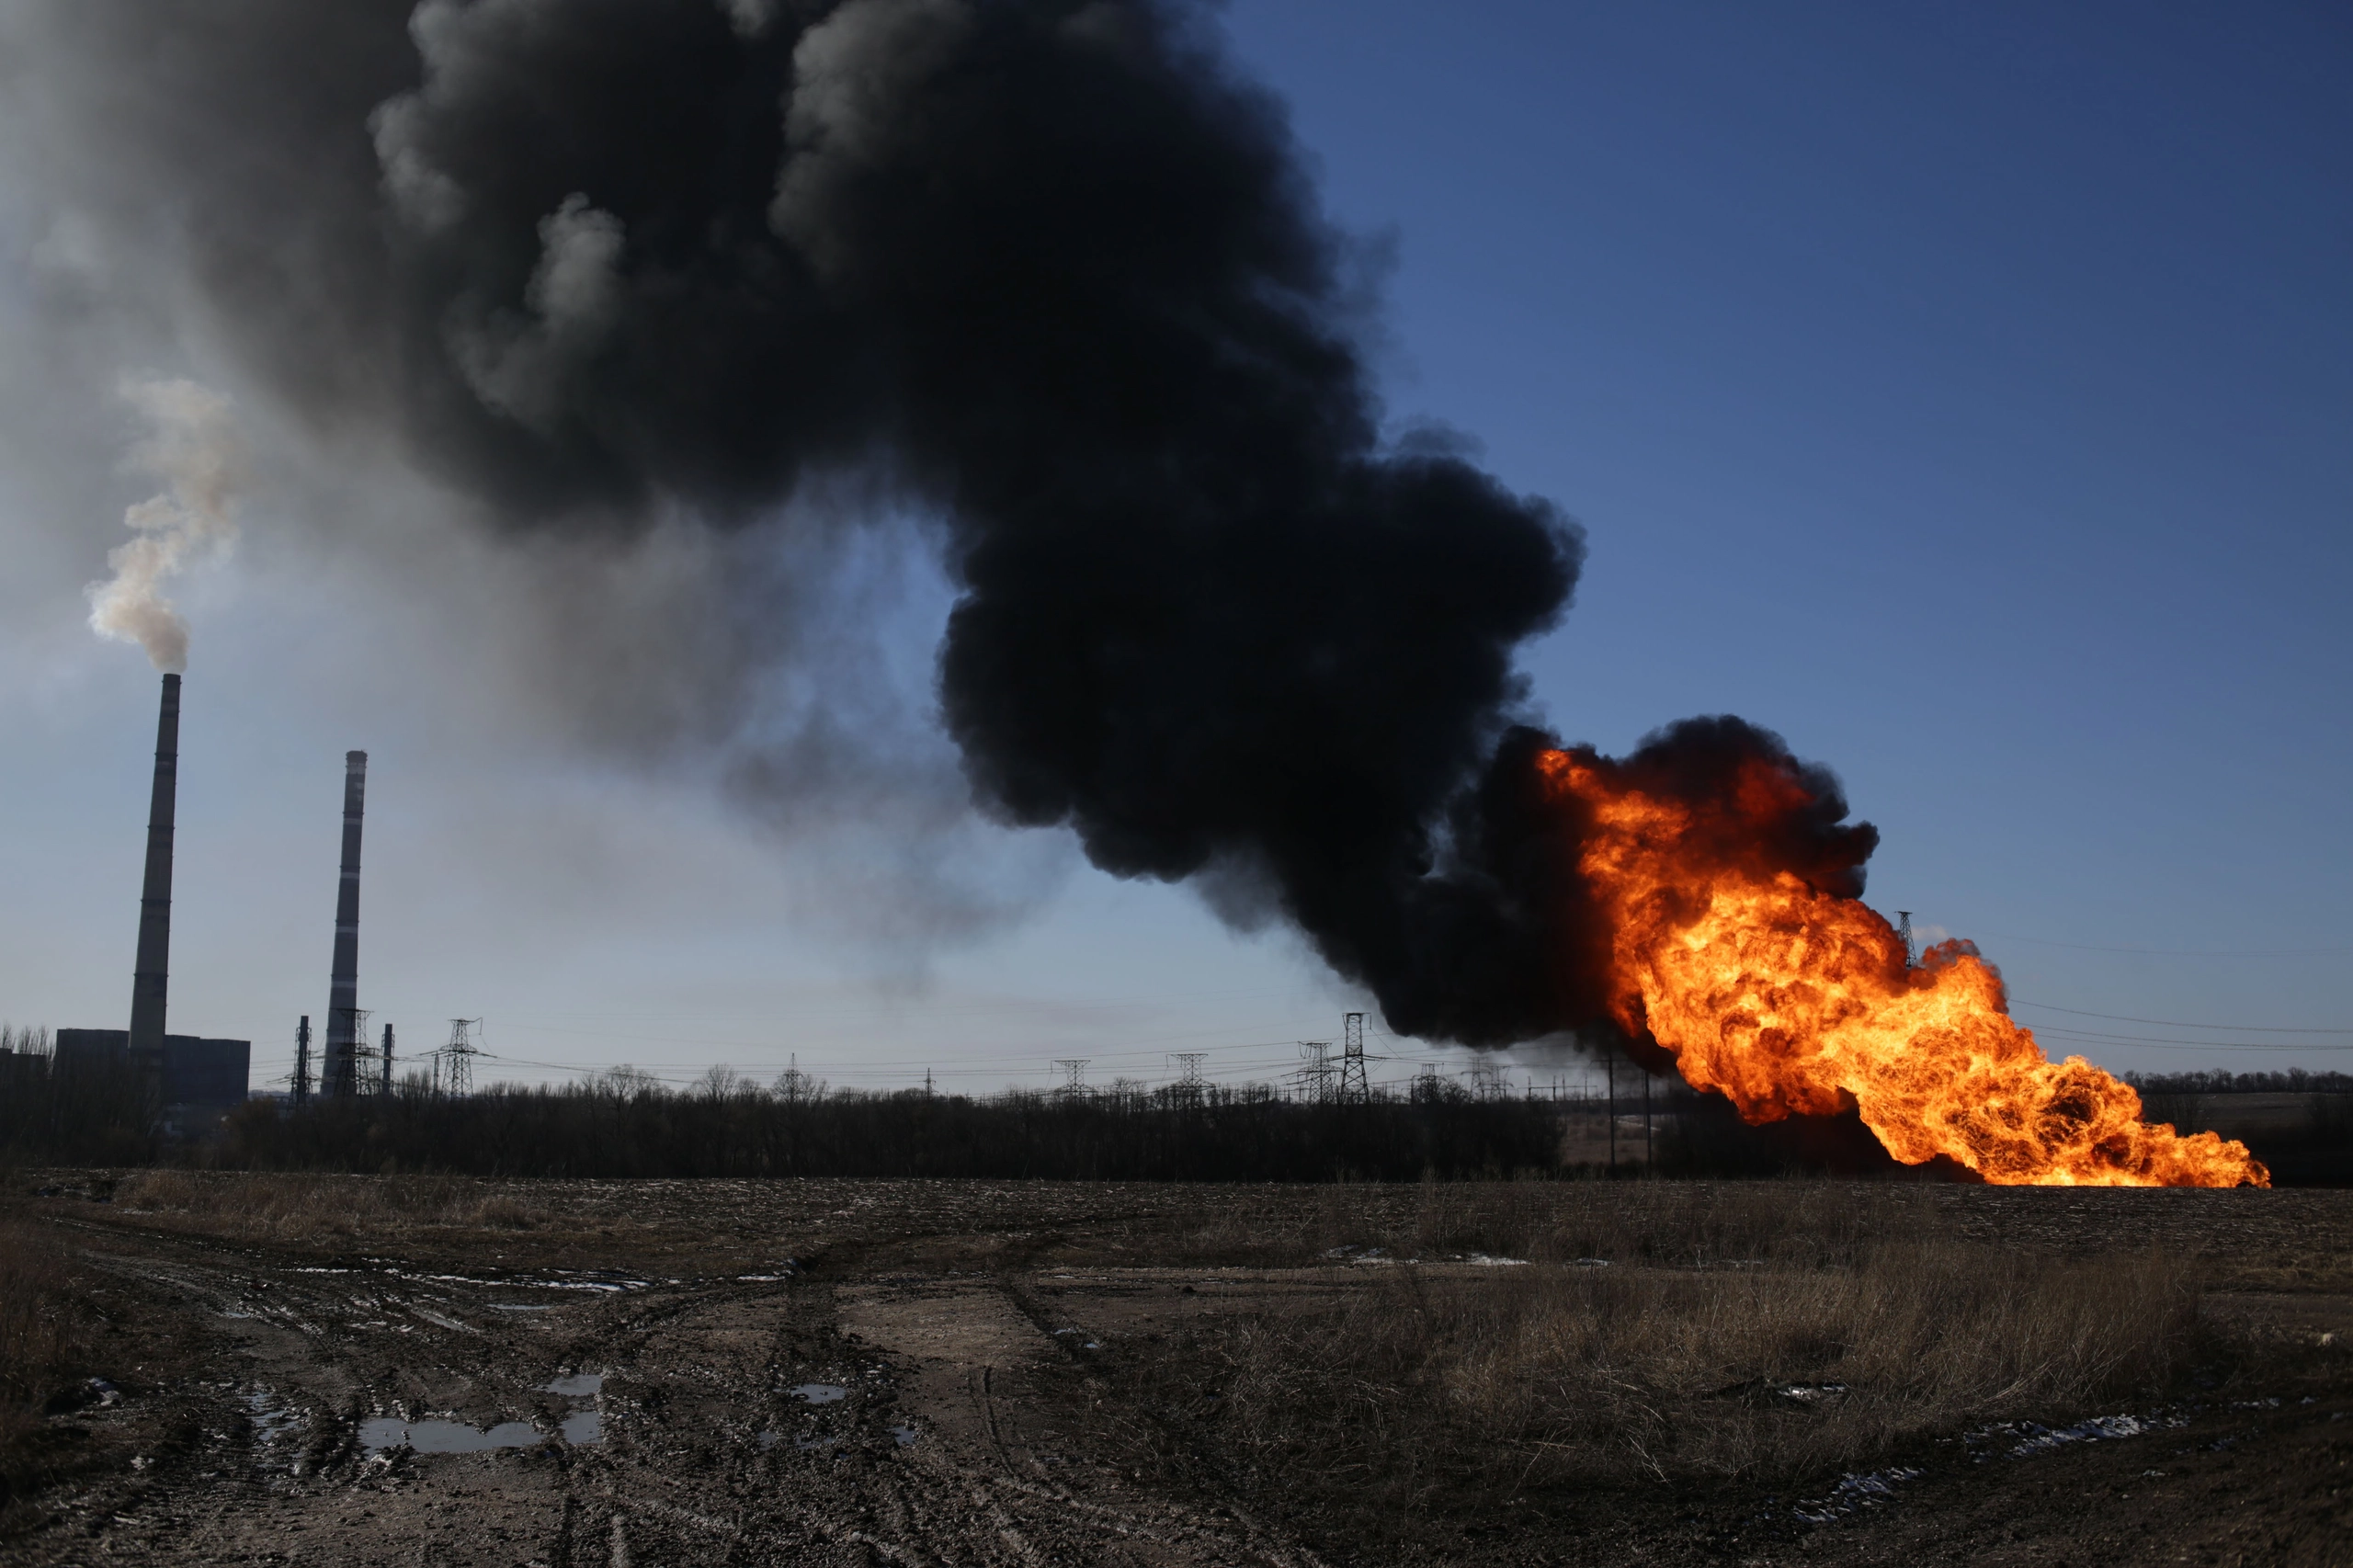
[1535,748,2268,1187]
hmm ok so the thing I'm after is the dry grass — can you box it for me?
[1168,1177,1919,1271]
[1116,1188,2208,1503]
[0,1216,84,1503]
[108,1171,549,1242]
[0,1221,78,1410]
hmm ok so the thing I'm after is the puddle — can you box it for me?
[2004,1411,2186,1458]
[1463,1254,1530,1267]
[244,1391,301,1444]
[359,1417,546,1453]
[790,1383,847,1404]
[757,1429,781,1450]
[1791,1465,1925,1524]
[542,1373,605,1397]
[889,1424,919,1447]
[1956,1407,2189,1462]
[489,1304,552,1312]
[380,1268,654,1294]
[561,1410,602,1444]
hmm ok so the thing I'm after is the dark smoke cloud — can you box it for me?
[20,0,1724,1044]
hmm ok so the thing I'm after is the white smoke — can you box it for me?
[85,377,245,673]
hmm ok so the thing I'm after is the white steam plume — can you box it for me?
[85,378,245,672]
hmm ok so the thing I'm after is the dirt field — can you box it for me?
[1,1175,2347,1567]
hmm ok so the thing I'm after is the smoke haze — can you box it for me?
[16,0,1710,1045]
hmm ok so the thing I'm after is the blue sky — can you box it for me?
[0,1,2346,1095]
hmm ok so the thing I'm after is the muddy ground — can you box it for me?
[2,1177,2347,1567]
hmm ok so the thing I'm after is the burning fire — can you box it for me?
[1535,747,2268,1187]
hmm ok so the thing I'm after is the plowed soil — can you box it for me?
[2,1178,2347,1567]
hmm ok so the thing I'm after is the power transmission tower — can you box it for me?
[336,1009,373,1096]
[1170,1052,1206,1108]
[1896,911,1917,968]
[1053,1058,1089,1105]
[435,1018,483,1097]
[1337,1012,1369,1102]
[292,1016,312,1107]
[1297,1040,1334,1102]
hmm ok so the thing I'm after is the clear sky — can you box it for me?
[0,1,2347,1097]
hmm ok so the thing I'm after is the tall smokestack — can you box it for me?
[126,672,179,1085]
[322,750,367,1097]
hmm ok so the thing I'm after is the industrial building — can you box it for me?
[52,1028,250,1110]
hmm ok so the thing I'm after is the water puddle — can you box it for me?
[889,1424,919,1447]
[1790,1465,1925,1524]
[361,1384,608,1451]
[489,1304,552,1312]
[244,1390,301,1444]
[790,1383,847,1404]
[1999,1411,2188,1459]
[359,1417,547,1453]
[376,1267,654,1294]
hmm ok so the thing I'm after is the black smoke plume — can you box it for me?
[29,1,1872,1046]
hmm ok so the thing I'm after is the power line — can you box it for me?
[1972,931,2353,959]
[2012,1000,2353,1034]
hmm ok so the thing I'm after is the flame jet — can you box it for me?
[1526,729,2265,1187]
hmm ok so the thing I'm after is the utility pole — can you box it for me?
[1643,1066,1653,1168]
[1338,1012,1369,1103]
[1897,911,1917,968]
[1607,1052,1617,1172]
[380,1023,394,1096]
[292,1016,311,1107]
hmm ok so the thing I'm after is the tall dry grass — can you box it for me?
[1170,1177,1914,1271]
[108,1170,549,1242]
[0,1221,77,1410]
[1120,1190,2206,1501]
[0,1216,83,1499]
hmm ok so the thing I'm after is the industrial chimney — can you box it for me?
[126,673,179,1086]
[322,750,367,1097]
